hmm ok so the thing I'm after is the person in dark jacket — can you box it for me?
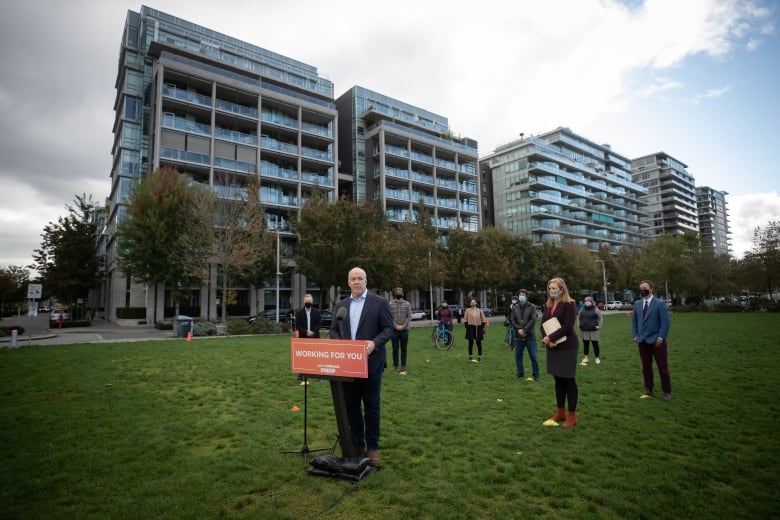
[294,293,321,384]
[540,277,580,429]
[329,267,394,466]
[577,296,603,365]
[437,302,454,332]
[510,289,539,380]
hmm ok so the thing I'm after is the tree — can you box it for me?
[180,174,274,323]
[360,221,443,294]
[32,195,102,317]
[116,167,204,321]
[636,234,690,301]
[742,221,780,298]
[442,227,478,302]
[0,266,30,315]
[294,196,385,306]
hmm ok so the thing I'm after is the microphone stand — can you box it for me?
[281,374,335,463]
[282,319,340,463]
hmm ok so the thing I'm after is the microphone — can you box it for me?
[335,307,348,339]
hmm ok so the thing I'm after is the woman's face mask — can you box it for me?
[518,296,527,303]
[549,288,560,299]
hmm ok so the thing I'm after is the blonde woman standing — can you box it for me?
[540,278,580,429]
[463,297,487,363]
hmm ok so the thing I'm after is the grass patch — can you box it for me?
[1,314,778,518]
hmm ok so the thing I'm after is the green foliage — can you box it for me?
[294,196,386,300]
[32,194,102,305]
[1,314,778,518]
[226,318,253,335]
[193,320,217,337]
[740,221,780,297]
[0,325,26,336]
[116,167,206,315]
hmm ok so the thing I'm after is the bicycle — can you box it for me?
[504,321,515,350]
[431,322,454,350]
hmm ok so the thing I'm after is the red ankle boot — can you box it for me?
[562,411,577,429]
[548,408,566,422]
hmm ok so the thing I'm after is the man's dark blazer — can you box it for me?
[330,292,394,375]
[295,306,321,338]
[632,297,670,344]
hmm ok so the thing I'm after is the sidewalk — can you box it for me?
[1,314,175,347]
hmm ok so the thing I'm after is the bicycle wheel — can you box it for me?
[435,330,454,350]
[431,327,441,348]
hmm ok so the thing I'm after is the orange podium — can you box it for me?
[290,338,369,458]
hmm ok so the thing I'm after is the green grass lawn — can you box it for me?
[1,313,778,519]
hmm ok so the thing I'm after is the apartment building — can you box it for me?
[102,6,338,322]
[335,86,480,235]
[696,186,731,256]
[631,152,698,237]
[480,127,647,254]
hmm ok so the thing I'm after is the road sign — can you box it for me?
[27,284,43,300]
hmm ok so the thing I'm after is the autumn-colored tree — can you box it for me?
[179,174,274,323]
[116,167,203,320]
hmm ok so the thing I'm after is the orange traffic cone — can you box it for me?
[186,330,192,342]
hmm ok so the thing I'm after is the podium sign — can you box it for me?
[291,338,368,378]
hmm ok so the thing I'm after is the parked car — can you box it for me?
[247,308,292,323]
[50,310,70,322]
[410,308,427,320]
[481,307,494,317]
[596,302,606,311]
[319,309,333,328]
[606,301,624,310]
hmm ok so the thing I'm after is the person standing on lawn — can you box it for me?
[463,297,487,363]
[578,296,604,365]
[389,287,412,375]
[294,294,321,384]
[330,267,394,466]
[510,289,539,381]
[541,277,580,429]
[631,280,672,400]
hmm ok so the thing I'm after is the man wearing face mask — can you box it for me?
[632,280,672,400]
[437,301,454,333]
[510,289,539,380]
[389,287,412,375]
[294,294,322,384]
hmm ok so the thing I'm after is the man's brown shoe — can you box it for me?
[367,450,381,466]
[351,446,366,459]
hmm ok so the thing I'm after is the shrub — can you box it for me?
[226,319,253,335]
[249,318,283,335]
[0,325,26,337]
[193,321,217,337]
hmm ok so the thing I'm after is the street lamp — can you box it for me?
[275,228,282,322]
[595,259,608,305]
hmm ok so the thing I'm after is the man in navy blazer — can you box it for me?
[330,267,394,465]
[631,280,672,400]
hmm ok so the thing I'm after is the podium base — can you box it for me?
[307,455,376,481]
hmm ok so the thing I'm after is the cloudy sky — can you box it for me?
[1,0,778,272]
